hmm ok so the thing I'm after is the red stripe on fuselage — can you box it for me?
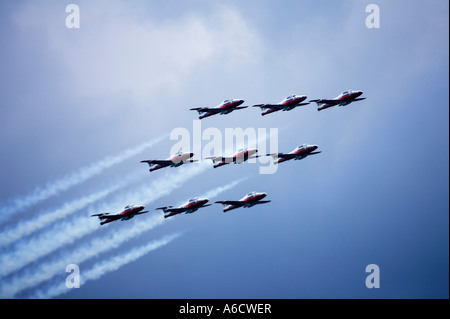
[318,104,334,111]
[224,205,239,212]
[294,147,314,156]
[150,164,168,172]
[220,100,244,110]
[282,96,306,106]
[262,108,278,116]
[120,207,142,216]
[213,161,229,168]
[243,194,265,202]
[276,157,290,164]
[184,200,207,209]
[199,112,215,119]
[339,92,362,101]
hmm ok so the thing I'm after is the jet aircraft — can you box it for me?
[216,191,271,212]
[267,144,321,165]
[206,147,259,168]
[141,151,197,172]
[310,90,365,111]
[91,205,149,226]
[156,197,211,218]
[252,94,310,116]
[190,99,248,119]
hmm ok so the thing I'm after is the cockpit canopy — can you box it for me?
[245,191,257,198]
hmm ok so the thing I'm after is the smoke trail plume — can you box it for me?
[0,216,98,278]
[0,170,144,246]
[31,233,181,299]
[0,134,166,224]
[199,177,248,199]
[0,215,165,298]
[2,177,244,298]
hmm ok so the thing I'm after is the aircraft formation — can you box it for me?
[92,89,365,225]
[189,90,365,118]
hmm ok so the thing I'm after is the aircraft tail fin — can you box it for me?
[190,107,206,114]
[309,99,323,106]
[215,200,242,206]
[140,160,156,168]
[91,213,110,220]
[205,156,225,163]
[156,206,172,212]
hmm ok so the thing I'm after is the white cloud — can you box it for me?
[13,1,262,107]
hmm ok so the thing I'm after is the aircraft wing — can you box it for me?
[160,207,187,213]
[309,99,340,105]
[91,213,107,217]
[134,210,149,215]
[267,153,297,159]
[140,159,172,166]
[190,107,222,114]
[205,156,229,163]
[308,151,322,155]
[231,106,249,110]
[215,200,244,206]
[353,97,366,101]
[91,213,122,221]
[252,104,282,110]
[292,102,310,107]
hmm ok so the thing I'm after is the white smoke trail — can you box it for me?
[0,134,167,224]
[0,162,209,289]
[199,177,248,199]
[31,233,181,299]
[0,192,108,247]
[0,216,98,278]
[2,176,245,298]
[0,163,207,278]
[1,125,269,295]
[0,170,143,247]
[0,214,165,298]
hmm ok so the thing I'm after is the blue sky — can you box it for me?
[0,0,448,299]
